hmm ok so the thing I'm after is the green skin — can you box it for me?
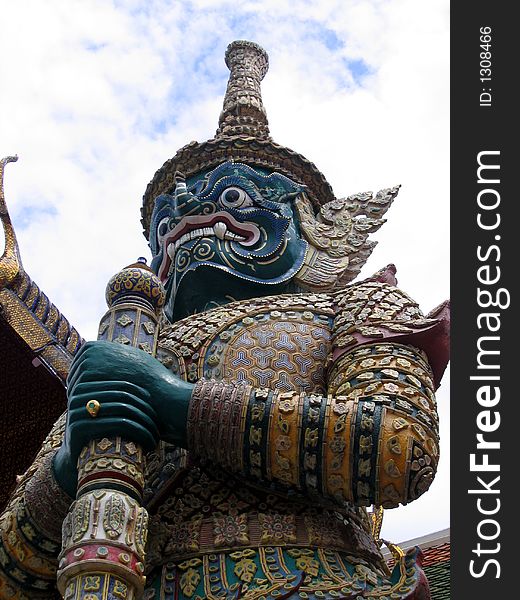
[53,341,194,497]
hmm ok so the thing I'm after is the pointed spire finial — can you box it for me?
[216,40,271,140]
[0,155,23,287]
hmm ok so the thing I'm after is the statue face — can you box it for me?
[149,161,308,320]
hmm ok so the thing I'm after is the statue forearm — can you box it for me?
[327,341,439,507]
[0,414,72,600]
[186,342,439,508]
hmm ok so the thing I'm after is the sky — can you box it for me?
[0,0,449,544]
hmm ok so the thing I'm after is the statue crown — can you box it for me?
[217,40,271,140]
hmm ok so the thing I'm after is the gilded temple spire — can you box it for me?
[216,40,271,140]
[0,155,23,287]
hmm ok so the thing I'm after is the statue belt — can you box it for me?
[151,509,383,568]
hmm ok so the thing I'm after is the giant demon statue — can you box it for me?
[0,41,449,600]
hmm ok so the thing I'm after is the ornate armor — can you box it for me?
[0,40,449,600]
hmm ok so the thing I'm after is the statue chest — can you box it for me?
[156,293,335,394]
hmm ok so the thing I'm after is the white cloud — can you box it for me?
[0,0,449,543]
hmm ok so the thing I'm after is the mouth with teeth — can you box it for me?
[157,212,261,283]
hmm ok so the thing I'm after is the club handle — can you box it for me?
[57,262,165,600]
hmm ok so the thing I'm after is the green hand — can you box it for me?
[53,340,194,496]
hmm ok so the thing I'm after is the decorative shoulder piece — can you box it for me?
[331,276,450,388]
[293,186,400,291]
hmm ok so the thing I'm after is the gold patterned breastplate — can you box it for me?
[155,292,335,393]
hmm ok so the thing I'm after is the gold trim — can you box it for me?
[0,155,22,289]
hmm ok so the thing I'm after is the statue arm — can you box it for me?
[0,413,72,600]
[323,340,440,508]
[187,283,449,509]
[186,349,438,508]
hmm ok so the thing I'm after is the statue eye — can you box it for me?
[219,187,252,208]
[157,217,170,240]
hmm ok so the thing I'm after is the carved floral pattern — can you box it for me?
[164,517,202,555]
[213,514,249,547]
[258,513,296,543]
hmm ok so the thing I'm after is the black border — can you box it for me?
[451,4,515,597]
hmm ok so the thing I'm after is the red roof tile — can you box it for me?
[421,542,450,567]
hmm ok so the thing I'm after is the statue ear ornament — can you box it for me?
[293,186,400,290]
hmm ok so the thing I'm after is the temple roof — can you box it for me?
[383,528,451,600]
[0,156,83,509]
